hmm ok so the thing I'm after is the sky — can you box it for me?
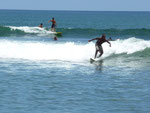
[0,0,150,11]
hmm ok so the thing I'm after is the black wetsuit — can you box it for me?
[95,38,106,51]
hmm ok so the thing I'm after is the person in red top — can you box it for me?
[88,34,111,59]
[48,17,56,32]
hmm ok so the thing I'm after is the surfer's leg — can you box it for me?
[95,50,98,59]
[99,50,103,57]
[51,24,56,32]
[98,46,103,57]
[95,45,99,58]
[51,24,54,32]
[54,25,56,32]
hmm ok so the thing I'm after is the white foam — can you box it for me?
[0,40,94,61]
[0,37,149,61]
[8,26,56,36]
[103,37,150,57]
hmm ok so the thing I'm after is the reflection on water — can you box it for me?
[90,59,104,71]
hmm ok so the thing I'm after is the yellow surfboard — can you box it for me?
[55,32,62,36]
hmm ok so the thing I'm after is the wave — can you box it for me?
[103,37,150,57]
[1,25,150,37]
[0,37,149,61]
[0,25,26,36]
[0,26,58,37]
[57,28,150,37]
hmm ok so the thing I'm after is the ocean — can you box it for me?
[0,10,150,113]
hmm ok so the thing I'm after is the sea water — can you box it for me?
[0,10,150,113]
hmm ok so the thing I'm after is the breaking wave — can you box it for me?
[0,37,149,61]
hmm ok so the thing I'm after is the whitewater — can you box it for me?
[0,37,149,61]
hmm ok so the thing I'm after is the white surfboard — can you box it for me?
[90,57,103,63]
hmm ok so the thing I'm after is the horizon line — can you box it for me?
[0,8,150,12]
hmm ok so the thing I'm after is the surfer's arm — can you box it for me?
[48,20,51,23]
[106,40,111,47]
[88,38,99,42]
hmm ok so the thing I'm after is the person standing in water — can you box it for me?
[54,37,57,41]
[88,34,111,59]
[48,17,56,32]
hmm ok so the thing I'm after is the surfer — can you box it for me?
[38,23,43,28]
[108,37,120,41]
[48,17,56,32]
[108,37,113,41]
[88,34,111,59]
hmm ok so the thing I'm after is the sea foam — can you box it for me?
[0,37,149,61]
[8,26,56,36]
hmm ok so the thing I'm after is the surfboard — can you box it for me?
[55,32,62,36]
[90,58,95,63]
[90,57,103,63]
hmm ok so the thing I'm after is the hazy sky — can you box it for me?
[0,0,150,11]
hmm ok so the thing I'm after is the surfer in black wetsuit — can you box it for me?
[88,34,111,59]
